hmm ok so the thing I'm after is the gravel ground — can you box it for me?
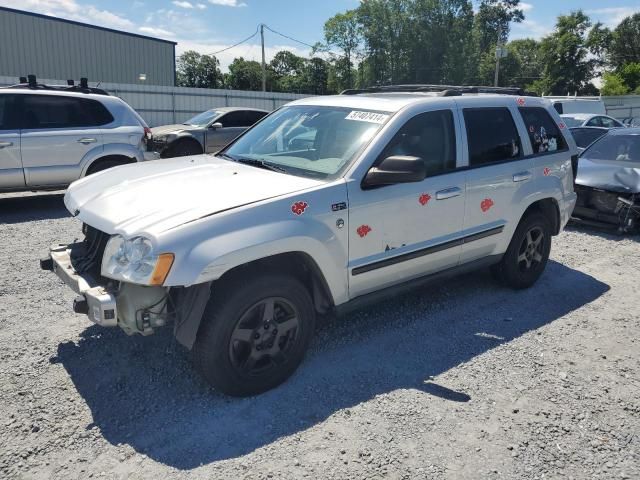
[0,191,639,480]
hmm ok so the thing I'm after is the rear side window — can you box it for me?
[245,111,267,125]
[21,95,113,129]
[518,107,567,154]
[381,109,456,177]
[463,108,521,166]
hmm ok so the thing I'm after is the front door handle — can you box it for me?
[77,138,97,144]
[513,171,532,182]
[0,141,13,148]
[436,187,462,200]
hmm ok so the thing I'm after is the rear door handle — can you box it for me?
[436,187,462,200]
[0,141,13,148]
[77,138,97,144]
[513,171,532,182]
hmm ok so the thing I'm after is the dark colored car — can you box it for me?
[573,128,640,232]
[149,107,269,158]
[570,126,610,153]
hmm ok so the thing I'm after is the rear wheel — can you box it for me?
[491,212,552,289]
[193,273,315,396]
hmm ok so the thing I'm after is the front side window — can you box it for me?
[224,105,387,178]
[219,111,249,128]
[519,107,567,154]
[599,116,617,128]
[21,95,112,129]
[582,134,640,164]
[380,110,456,176]
[585,117,601,127]
[463,108,521,166]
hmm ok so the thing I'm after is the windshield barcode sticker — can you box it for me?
[345,111,389,124]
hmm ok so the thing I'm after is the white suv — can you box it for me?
[0,80,148,192]
[42,85,578,396]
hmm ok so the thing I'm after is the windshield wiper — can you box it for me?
[234,157,287,173]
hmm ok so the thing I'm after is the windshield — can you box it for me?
[561,116,584,128]
[184,109,222,127]
[223,105,390,179]
[582,134,640,163]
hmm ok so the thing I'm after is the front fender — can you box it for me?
[160,181,350,305]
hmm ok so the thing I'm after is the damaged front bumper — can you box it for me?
[41,244,168,335]
[573,186,639,232]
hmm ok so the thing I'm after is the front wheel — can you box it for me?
[193,273,316,396]
[491,212,552,289]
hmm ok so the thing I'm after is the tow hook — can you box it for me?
[73,296,89,315]
[40,256,53,271]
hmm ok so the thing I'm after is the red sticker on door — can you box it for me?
[357,225,372,237]
[543,167,551,176]
[291,201,308,216]
[419,193,431,206]
[480,198,494,212]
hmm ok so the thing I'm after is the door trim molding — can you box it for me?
[351,225,504,276]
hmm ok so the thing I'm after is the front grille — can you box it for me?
[70,225,110,278]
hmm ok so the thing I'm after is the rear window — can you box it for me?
[463,108,522,166]
[518,107,567,154]
[22,95,113,129]
[560,116,583,128]
[571,128,607,149]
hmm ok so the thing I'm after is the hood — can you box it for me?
[576,157,640,193]
[65,155,323,237]
[150,124,201,136]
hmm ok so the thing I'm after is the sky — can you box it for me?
[1,0,639,71]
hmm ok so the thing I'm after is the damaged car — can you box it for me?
[574,128,640,233]
[41,86,577,396]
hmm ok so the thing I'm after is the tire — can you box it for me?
[193,273,316,397]
[166,140,202,158]
[491,212,552,289]
[86,158,125,175]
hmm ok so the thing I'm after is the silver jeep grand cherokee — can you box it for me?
[42,85,578,397]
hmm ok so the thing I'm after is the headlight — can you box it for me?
[101,235,174,286]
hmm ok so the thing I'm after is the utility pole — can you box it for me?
[494,24,502,87]
[260,23,266,92]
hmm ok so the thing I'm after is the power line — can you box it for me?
[262,24,317,50]
[208,25,260,56]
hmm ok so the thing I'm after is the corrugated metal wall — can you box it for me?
[0,7,176,86]
[0,76,310,126]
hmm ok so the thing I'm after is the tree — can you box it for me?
[530,11,598,95]
[176,50,223,88]
[609,13,640,69]
[507,39,543,88]
[619,63,640,93]
[225,57,274,91]
[600,72,629,96]
[323,10,362,89]
[270,50,306,92]
[473,0,524,55]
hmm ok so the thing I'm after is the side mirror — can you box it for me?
[362,155,426,188]
[210,122,223,129]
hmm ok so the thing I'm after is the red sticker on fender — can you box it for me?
[291,201,308,216]
[419,193,431,206]
[543,167,551,176]
[357,225,372,237]
[481,198,494,212]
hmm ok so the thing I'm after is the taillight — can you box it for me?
[143,126,152,141]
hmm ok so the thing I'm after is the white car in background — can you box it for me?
[560,113,625,129]
[0,77,149,193]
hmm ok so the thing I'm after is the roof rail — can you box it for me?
[0,74,110,96]
[340,84,539,97]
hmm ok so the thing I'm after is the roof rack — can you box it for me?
[0,74,110,96]
[341,84,539,97]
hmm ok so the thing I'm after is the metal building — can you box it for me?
[0,7,176,86]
